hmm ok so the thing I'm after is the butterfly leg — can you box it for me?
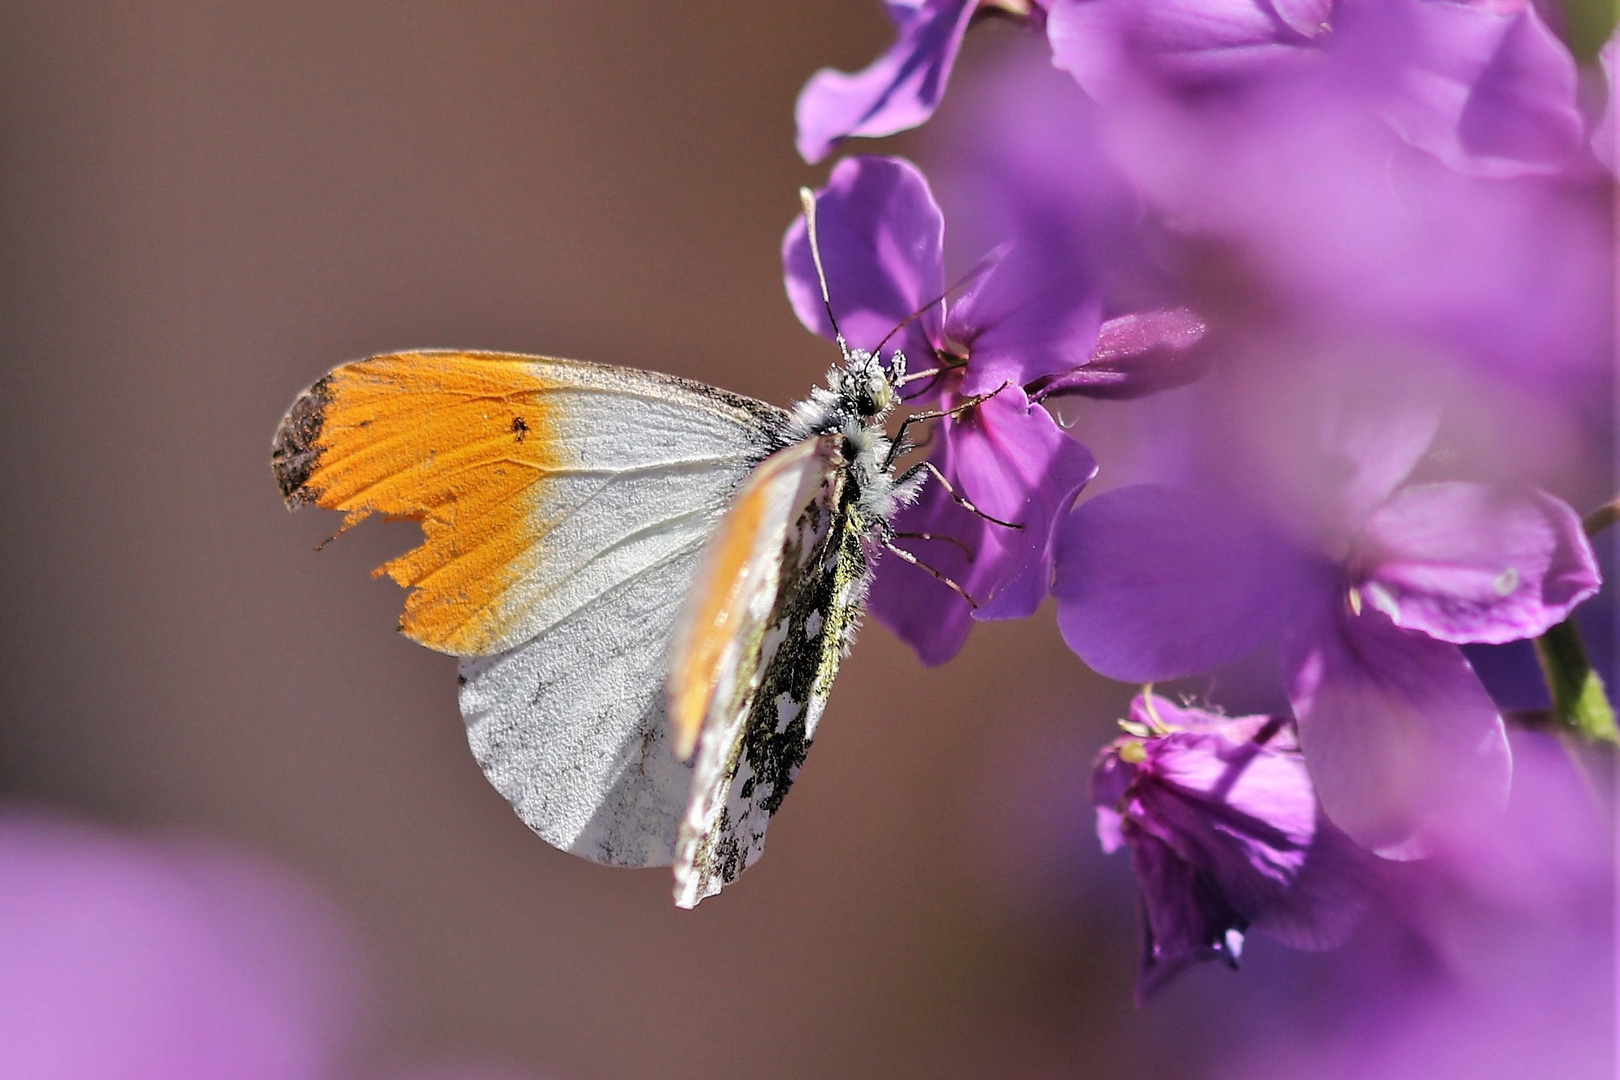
[884,380,1013,472]
[889,530,975,559]
[895,354,968,403]
[880,536,980,609]
[894,459,1023,530]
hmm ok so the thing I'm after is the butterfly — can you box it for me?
[270,194,1001,907]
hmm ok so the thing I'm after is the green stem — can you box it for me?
[1533,620,1617,746]
[1529,495,1619,745]
[1582,499,1620,539]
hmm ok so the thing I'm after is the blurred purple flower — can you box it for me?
[1094,693,1368,1001]
[0,808,563,1080]
[1048,0,1586,179]
[1380,0,1586,178]
[1211,730,1615,1079]
[784,155,1103,663]
[1029,307,1209,402]
[1049,0,1330,97]
[1594,30,1617,172]
[0,808,364,1080]
[1044,0,1611,404]
[1054,400,1601,854]
[795,0,1049,164]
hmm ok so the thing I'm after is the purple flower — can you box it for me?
[783,155,1102,663]
[1054,394,1601,854]
[1042,0,1610,410]
[794,1,1049,164]
[1094,693,1368,1001]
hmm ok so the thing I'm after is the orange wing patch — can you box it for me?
[272,352,561,656]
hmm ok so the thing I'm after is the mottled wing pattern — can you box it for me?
[272,351,787,868]
[669,437,874,908]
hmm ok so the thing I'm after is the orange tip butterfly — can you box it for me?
[270,191,982,907]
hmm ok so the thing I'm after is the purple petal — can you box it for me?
[1171,358,1441,548]
[942,232,1104,394]
[1283,604,1512,857]
[1129,831,1243,1001]
[1092,750,1131,853]
[1134,727,1316,886]
[1029,307,1210,401]
[958,391,1099,620]
[1353,483,1601,644]
[1134,713,1368,951]
[1048,0,1326,101]
[870,390,1096,664]
[783,156,945,363]
[794,0,979,164]
[1383,0,1584,177]
[1127,692,1266,737]
[1052,485,1304,682]
[1313,385,1441,530]
[1270,0,1332,40]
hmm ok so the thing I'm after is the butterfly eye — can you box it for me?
[867,374,893,416]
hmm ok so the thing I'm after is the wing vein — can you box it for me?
[434,504,721,640]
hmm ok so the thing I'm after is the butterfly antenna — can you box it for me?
[872,246,1005,358]
[799,187,848,359]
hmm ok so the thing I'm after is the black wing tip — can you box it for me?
[271,375,333,506]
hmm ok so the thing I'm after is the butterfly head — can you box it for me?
[835,344,905,422]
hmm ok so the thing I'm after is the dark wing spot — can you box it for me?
[511,415,529,442]
[270,375,333,506]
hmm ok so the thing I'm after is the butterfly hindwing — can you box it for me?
[273,350,788,867]
[668,436,873,907]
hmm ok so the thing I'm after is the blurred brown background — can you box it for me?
[0,5,1262,1078]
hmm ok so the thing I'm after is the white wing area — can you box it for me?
[471,366,786,657]
[458,367,784,869]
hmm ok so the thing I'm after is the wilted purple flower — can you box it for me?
[794,0,1049,164]
[1054,393,1602,854]
[783,155,1102,663]
[1094,693,1368,1001]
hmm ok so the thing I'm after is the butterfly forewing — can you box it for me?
[273,350,787,867]
[669,436,873,907]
